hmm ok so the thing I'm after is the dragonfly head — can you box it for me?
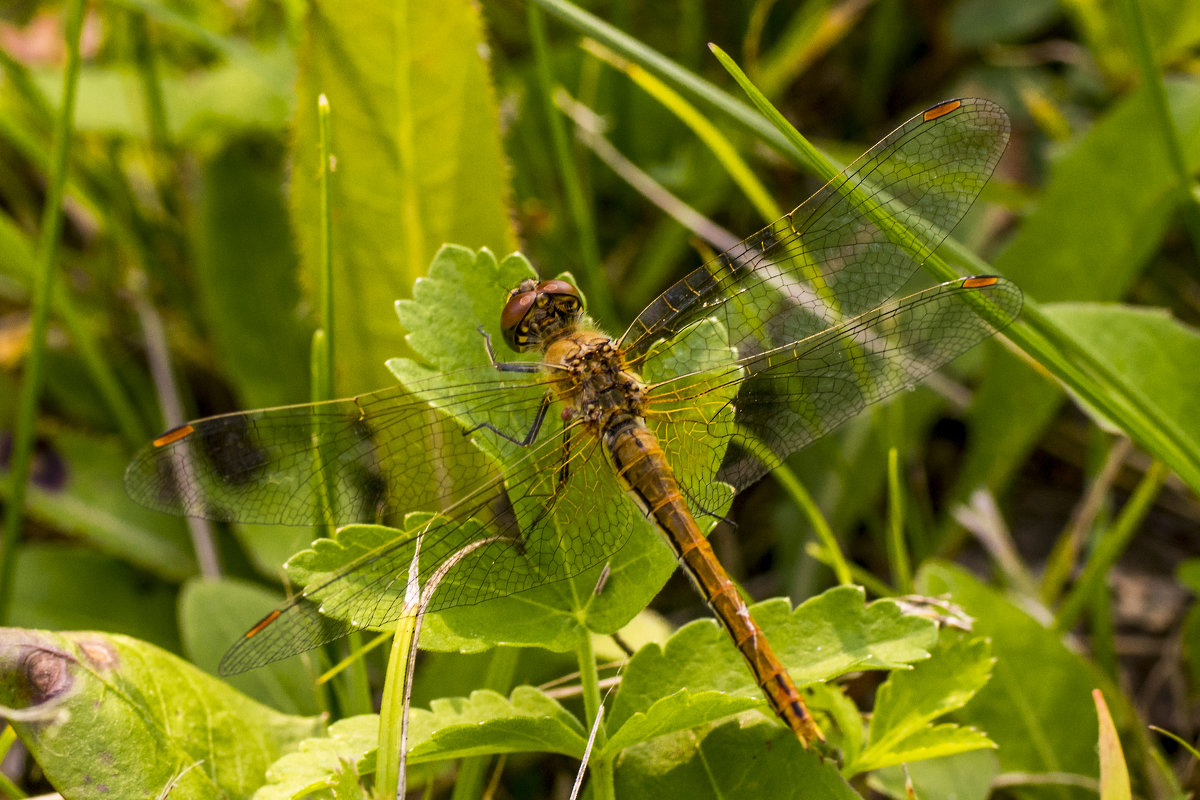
[501,279,583,352]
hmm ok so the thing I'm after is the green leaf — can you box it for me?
[10,544,178,652]
[614,718,858,799]
[917,562,1106,790]
[1042,303,1200,451]
[869,749,1000,800]
[192,142,308,410]
[291,0,517,395]
[0,628,322,800]
[251,714,378,800]
[848,635,995,774]
[606,587,937,750]
[407,686,587,761]
[279,244,724,653]
[255,688,585,797]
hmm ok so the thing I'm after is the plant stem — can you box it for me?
[0,0,86,621]
[575,632,613,800]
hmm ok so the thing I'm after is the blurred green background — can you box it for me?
[1,0,1200,796]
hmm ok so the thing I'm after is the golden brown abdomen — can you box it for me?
[605,420,821,745]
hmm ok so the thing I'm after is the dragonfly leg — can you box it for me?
[477,325,541,373]
[465,392,551,447]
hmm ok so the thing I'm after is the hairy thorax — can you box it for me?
[542,330,649,434]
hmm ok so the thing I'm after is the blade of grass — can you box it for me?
[1113,0,1200,257]
[311,94,371,718]
[1054,461,1169,633]
[582,40,783,222]
[886,448,912,593]
[0,0,87,620]
[527,3,613,325]
[708,43,1200,494]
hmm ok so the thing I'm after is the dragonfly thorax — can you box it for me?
[545,334,649,433]
[501,278,583,352]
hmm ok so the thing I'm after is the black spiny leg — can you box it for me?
[465,393,552,447]
[479,325,541,374]
[466,325,552,446]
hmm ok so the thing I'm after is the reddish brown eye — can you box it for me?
[500,291,537,351]
[536,279,578,300]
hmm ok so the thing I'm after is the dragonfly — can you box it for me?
[126,97,1021,746]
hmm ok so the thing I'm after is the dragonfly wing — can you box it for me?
[124,366,550,527]
[646,277,1022,506]
[218,419,658,673]
[620,98,1010,368]
[219,422,657,671]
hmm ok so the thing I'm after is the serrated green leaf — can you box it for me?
[407,687,587,761]
[255,687,583,797]
[603,690,764,753]
[252,715,378,800]
[291,1,517,395]
[614,718,858,799]
[607,587,937,746]
[281,245,731,653]
[0,629,322,800]
[848,635,995,774]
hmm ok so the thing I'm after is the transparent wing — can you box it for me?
[645,277,1023,508]
[620,98,1010,368]
[125,365,654,675]
[124,367,548,527]
[216,419,652,674]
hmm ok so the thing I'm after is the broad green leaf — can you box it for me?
[179,578,321,717]
[192,142,308,410]
[960,80,1200,492]
[0,628,322,800]
[917,562,1105,796]
[870,749,1000,800]
[606,587,937,748]
[614,718,858,799]
[1041,303,1200,453]
[252,715,378,800]
[291,0,517,395]
[848,635,995,774]
[1,427,195,580]
[10,544,177,652]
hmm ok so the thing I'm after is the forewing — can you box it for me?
[620,98,1010,367]
[645,277,1023,510]
[124,366,550,527]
